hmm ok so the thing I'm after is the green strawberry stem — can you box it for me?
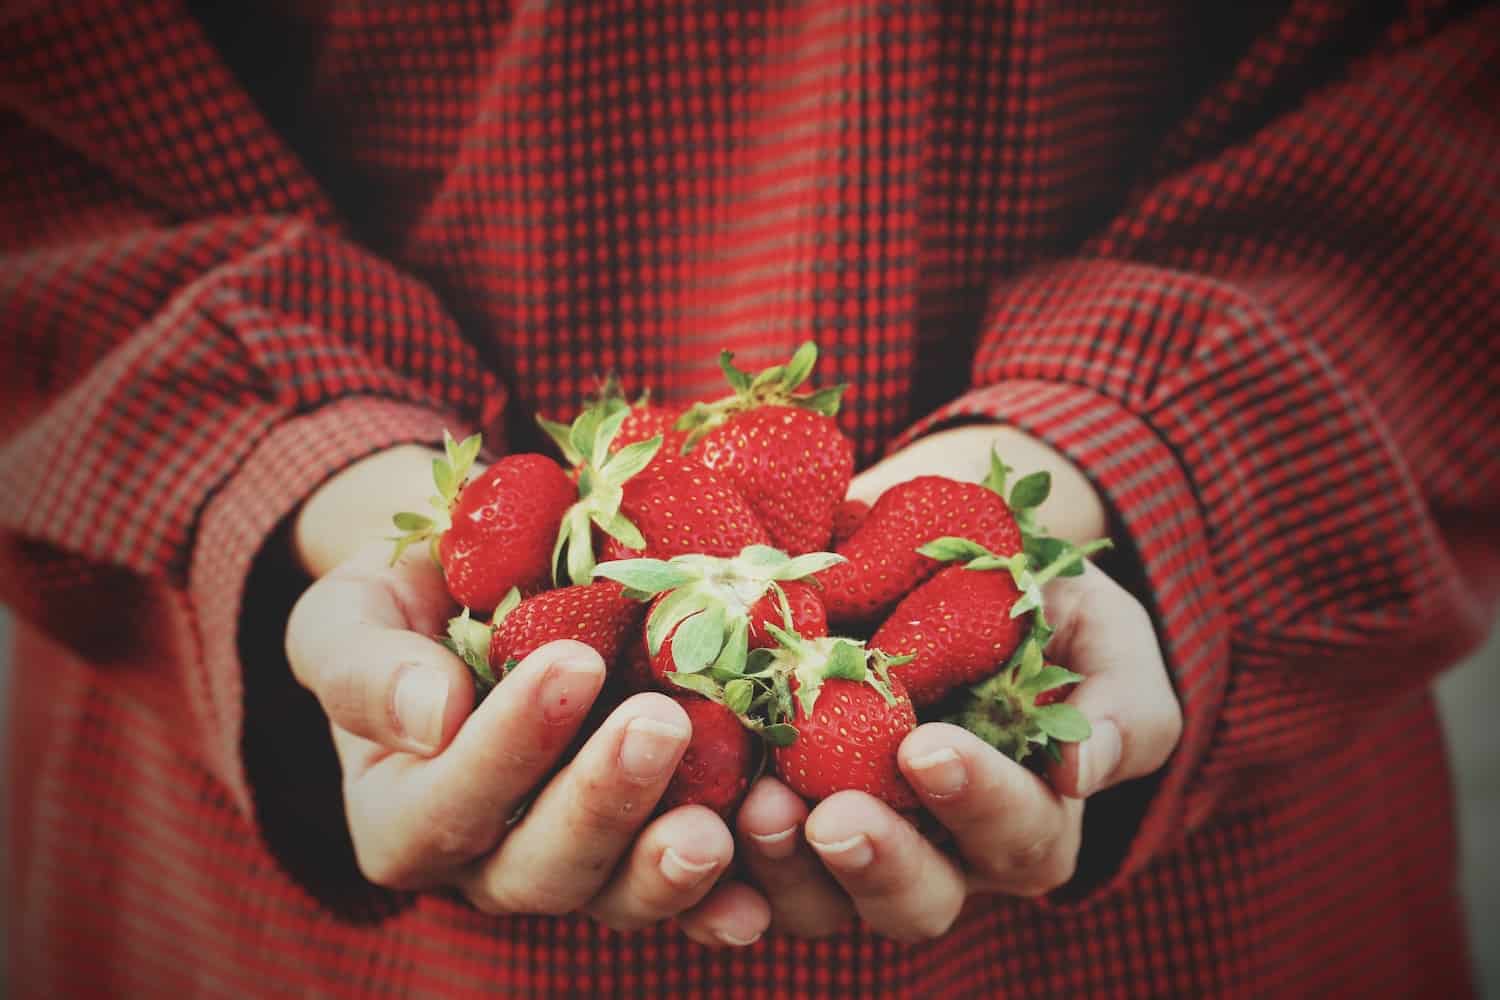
[592,544,844,679]
[675,341,847,449]
[538,400,665,585]
[443,608,499,695]
[388,429,483,565]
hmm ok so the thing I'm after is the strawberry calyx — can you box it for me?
[675,341,847,449]
[389,429,483,565]
[537,401,664,586]
[941,615,1090,763]
[441,587,522,696]
[592,544,844,678]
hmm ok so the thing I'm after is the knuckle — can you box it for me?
[494,741,549,776]
[1004,831,1057,872]
[896,911,960,944]
[462,887,509,917]
[489,876,585,917]
[352,840,415,890]
[584,902,653,934]
[417,809,500,864]
[1010,850,1077,898]
[573,778,647,837]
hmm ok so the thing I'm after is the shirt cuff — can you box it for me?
[186,397,463,817]
[902,380,1230,902]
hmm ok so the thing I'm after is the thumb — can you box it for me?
[1038,564,1182,799]
[286,550,476,755]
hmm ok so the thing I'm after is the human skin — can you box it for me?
[285,423,1180,943]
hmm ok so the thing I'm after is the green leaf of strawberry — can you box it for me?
[1022,664,1084,695]
[671,604,728,674]
[1009,470,1052,511]
[593,559,700,595]
[1033,703,1092,742]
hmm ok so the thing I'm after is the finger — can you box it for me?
[457,692,690,916]
[1040,564,1182,798]
[900,723,1082,897]
[677,882,774,949]
[735,777,855,937]
[340,639,607,888]
[287,545,472,754]
[803,792,968,943]
[583,805,734,932]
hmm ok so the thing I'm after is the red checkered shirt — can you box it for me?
[2,2,1496,997]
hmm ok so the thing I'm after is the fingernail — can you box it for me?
[619,716,689,781]
[809,833,873,871]
[908,746,967,798]
[1077,719,1121,797]
[659,847,718,888]
[748,826,799,860]
[714,928,763,948]
[393,666,449,752]
[539,659,599,725]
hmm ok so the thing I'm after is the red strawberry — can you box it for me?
[910,531,1113,763]
[747,580,827,650]
[677,343,854,555]
[599,452,770,562]
[659,695,757,819]
[816,476,1023,628]
[541,380,688,467]
[444,581,646,694]
[765,635,920,809]
[613,400,688,456]
[830,498,870,547]
[592,546,842,689]
[392,432,575,614]
[870,564,1027,706]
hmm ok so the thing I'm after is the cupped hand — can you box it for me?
[735,424,1181,941]
[283,446,772,946]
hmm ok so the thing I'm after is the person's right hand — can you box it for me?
[282,447,771,946]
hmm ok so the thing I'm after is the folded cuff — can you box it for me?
[187,397,463,816]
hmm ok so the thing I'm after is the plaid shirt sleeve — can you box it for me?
[902,4,1500,896]
[0,8,506,812]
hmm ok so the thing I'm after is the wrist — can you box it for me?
[292,443,451,578]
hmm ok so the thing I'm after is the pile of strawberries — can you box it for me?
[394,343,1106,818]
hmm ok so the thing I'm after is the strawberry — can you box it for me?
[391,431,575,614]
[592,545,841,690]
[870,564,1028,706]
[829,497,870,547]
[443,581,645,695]
[815,452,1054,628]
[542,377,689,462]
[676,342,854,555]
[598,452,771,563]
[761,632,920,809]
[747,579,827,650]
[613,399,687,456]
[904,524,1112,763]
[659,694,757,819]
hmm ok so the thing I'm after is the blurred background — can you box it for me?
[2,608,1496,994]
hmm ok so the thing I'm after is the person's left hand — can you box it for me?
[733,424,1183,940]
